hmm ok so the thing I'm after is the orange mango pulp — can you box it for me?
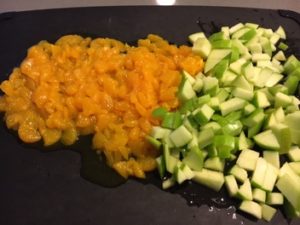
[0,34,204,178]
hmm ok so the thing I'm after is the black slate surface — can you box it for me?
[0,6,300,225]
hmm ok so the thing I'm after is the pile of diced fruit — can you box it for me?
[147,23,300,222]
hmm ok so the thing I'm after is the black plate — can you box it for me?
[0,6,300,225]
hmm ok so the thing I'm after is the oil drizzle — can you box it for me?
[66,135,126,187]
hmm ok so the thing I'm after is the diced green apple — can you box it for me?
[193,168,225,192]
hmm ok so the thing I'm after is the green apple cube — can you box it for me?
[274,107,285,123]
[169,125,193,147]
[151,126,171,139]
[239,200,262,219]
[237,149,259,171]
[266,192,284,205]
[220,97,246,116]
[156,156,165,178]
[188,32,206,43]
[275,92,292,108]
[288,146,300,161]
[275,25,286,39]
[265,73,283,87]
[204,157,225,172]
[254,67,273,87]
[202,76,219,96]
[237,178,253,200]
[289,162,300,176]
[253,130,280,150]
[261,163,279,192]
[271,123,292,154]
[163,144,179,173]
[192,104,215,125]
[251,157,268,188]
[284,55,300,74]
[204,49,232,73]
[229,58,247,74]
[263,151,280,168]
[238,131,253,150]
[232,75,253,92]
[212,59,229,79]
[192,37,212,59]
[213,134,236,158]
[193,168,225,192]
[242,108,265,127]
[211,39,232,49]
[232,87,254,101]
[276,173,300,211]
[285,112,300,145]
[182,146,204,171]
[229,23,244,34]
[243,104,256,116]
[253,188,266,203]
[261,204,277,222]
[229,164,248,182]
[198,128,215,148]
[162,178,175,189]
[240,28,257,42]
[225,175,239,197]
[273,50,286,61]
[253,91,271,108]
[178,78,196,102]
[192,77,203,92]
[232,27,250,39]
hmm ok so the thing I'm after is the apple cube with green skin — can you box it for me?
[192,37,212,59]
[189,32,206,43]
[178,78,196,102]
[169,125,193,147]
[220,97,246,116]
[163,144,179,173]
[229,164,248,182]
[182,146,204,171]
[204,157,225,172]
[253,188,266,203]
[193,168,225,192]
[236,149,259,171]
[242,108,265,128]
[276,173,300,211]
[156,156,165,179]
[202,76,219,96]
[271,123,292,154]
[204,49,232,73]
[285,111,300,145]
[263,151,280,168]
[261,163,279,192]
[251,157,268,188]
[253,130,280,150]
[238,131,253,150]
[239,200,262,219]
[212,59,229,79]
[288,146,300,161]
[162,178,175,190]
[213,134,236,158]
[192,104,215,125]
[261,204,277,222]
[289,162,300,176]
[225,175,239,197]
[237,179,253,200]
[229,58,247,74]
[266,192,284,205]
[198,128,215,148]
